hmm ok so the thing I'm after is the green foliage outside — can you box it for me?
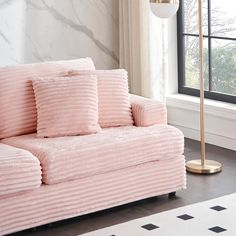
[211,44,236,95]
[184,0,236,97]
[185,43,236,95]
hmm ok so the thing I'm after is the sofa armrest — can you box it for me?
[0,143,42,196]
[130,94,167,127]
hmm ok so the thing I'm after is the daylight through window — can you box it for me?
[177,0,236,103]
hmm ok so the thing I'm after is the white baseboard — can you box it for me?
[166,94,236,151]
[171,123,236,151]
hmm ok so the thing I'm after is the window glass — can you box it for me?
[183,0,208,35]
[211,39,236,95]
[178,0,236,103]
[184,35,209,90]
[211,0,236,38]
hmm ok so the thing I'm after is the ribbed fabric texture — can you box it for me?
[32,76,100,138]
[68,69,134,128]
[130,94,167,126]
[0,58,95,139]
[0,158,186,235]
[2,125,184,185]
[0,143,41,196]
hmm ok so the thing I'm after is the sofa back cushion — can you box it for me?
[0,58,95,139]
[32,76,101,138]
[68,69,134,128]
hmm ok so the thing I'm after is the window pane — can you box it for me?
[183,0,208,35]
[211,0,236,38]
[184,36,209,90]
[211,39,236,95]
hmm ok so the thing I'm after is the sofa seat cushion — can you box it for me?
[2,125,184,185]
[0,143,42,196]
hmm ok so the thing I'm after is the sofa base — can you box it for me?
[0,156,186,236]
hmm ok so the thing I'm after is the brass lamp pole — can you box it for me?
[149,0,222,174]
[186,0,222,174]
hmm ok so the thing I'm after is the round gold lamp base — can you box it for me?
[186,160,222,174]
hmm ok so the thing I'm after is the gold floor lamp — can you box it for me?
[150,0,222,174]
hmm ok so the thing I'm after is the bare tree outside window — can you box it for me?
[182,0,236,97]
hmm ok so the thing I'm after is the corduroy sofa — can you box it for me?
[0,58,186,235]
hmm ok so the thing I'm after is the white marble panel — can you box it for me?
[0,0,26,66]
[0,0,119,69]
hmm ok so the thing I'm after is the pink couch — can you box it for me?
[0,59,186,235]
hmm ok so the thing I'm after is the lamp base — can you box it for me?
[186,159,222,174]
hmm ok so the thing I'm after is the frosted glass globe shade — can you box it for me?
[150,2,179,18]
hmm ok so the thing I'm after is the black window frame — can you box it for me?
[177,0,236,104]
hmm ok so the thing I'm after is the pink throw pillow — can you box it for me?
[32,76,100,138]
[68,69,134,128]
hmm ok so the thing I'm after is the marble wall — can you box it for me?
[0,0,119,69]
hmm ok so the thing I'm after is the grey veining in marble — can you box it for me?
[0,30,10,45]
[0,0,119,69]
[0,0,16,8]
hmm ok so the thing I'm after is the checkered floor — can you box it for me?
[81,193,236,235]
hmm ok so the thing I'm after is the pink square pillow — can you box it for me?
[32,76,100,138]
[68,69,134,128]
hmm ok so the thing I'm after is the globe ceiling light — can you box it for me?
[150,0,179,18]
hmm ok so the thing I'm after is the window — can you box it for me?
[177,0,236,104]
